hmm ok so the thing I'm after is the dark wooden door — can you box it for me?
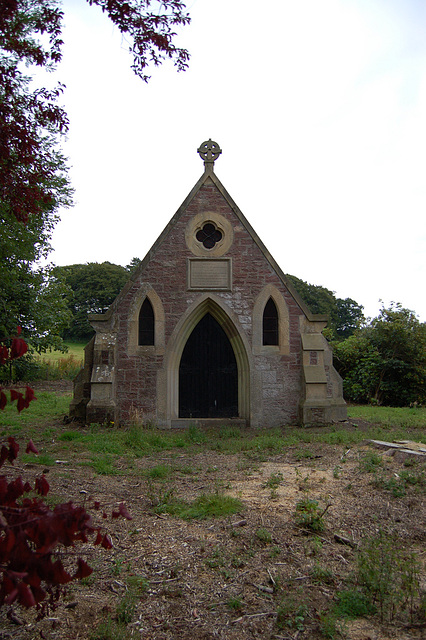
[179,313,238,418]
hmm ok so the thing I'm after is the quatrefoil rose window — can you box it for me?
[196,222,223,249]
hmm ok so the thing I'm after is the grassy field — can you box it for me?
[347,404,426,429]
[1,392,425,469]
[35,341,86,362]
[23,341,87,380]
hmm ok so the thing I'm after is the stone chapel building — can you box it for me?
[70,140,346,427]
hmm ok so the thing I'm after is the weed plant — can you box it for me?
[294,498,327,532]
[318,611,345,639]
[2,353,84,382]
[255,527,272,544]
[334,588,377,618]
[144,464,172,479]
[356,530,422,623]
[359,451,383,473]
[22,452,55,466]
[310,563,334,585]
[262,472,284,489]
[91,618,131,640]
[276,598,308,632]
[38,355,83,380]
[372,462,425,497]
[320,531,423,635]
[227,597,243,611]
[89,454,120,475]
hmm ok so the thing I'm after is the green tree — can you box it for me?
[333,303,426,406]
[0,201,72,350]
[1,0,190,353]
[54,262,130,340]
[286,274,364,339]
[1,0,73,350]
[126,257,143,274]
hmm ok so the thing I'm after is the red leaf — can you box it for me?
[74,559,93,580]
[1,530,16,553]
[26,439,39,454]
[7,437,19,463]
[17,395,27,413]
[25,386,36,405]
[35,475,49,496]
[16,326,22,336]
[101,534,113,550]
[118,503,132,520]
[51,560,72,585]
[0,391,6,411]
[0,446,8,467]
[10,337,28,360]
[94,530,103,545]
[6,477,24,502]
[0,475,7,498]
[10,390,26,413]
[0,346,9,365]
[17,583,36,608]
[5,587,18,606]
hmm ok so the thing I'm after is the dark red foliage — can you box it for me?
[0,438,131,612]
[25,439,38,455]
[74,558,93,580]
[87,0,190,81]
[0,329,36,412]
[100,533,113,550]
[10,337,28,360]
[1,0,189,226]
[0,0,69,223]
[112,502,132,521]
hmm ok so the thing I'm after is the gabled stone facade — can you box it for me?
[71,140,346,427]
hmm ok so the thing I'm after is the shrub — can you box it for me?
[0,437,131,613]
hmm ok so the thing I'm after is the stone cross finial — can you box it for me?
[197,139,222,170]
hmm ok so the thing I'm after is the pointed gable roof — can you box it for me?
[92,140,327,324]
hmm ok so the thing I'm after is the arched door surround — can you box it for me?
[179,313,238,418]
[164,295,251,422]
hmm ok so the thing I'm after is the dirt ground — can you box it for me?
[0,387,425,640]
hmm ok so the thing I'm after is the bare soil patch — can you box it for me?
[1,393,425,640]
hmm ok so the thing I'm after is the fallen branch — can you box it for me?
[232,612,275,623]
[226,519,247,528]
[334,533,357,549]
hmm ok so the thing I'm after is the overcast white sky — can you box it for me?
[48,0,426,321]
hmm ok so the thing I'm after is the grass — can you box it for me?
[2,393,425,477]
[0,391,71,435]
[35,341,86,363]
[22,341,86,381]
[155,492,243,520]
[348,405,426,431]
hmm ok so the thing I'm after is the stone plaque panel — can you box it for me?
[187,258,232,290]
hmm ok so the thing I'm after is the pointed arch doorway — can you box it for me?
[179,313,238,418]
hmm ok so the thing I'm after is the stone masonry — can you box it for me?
[70,140,346,428]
